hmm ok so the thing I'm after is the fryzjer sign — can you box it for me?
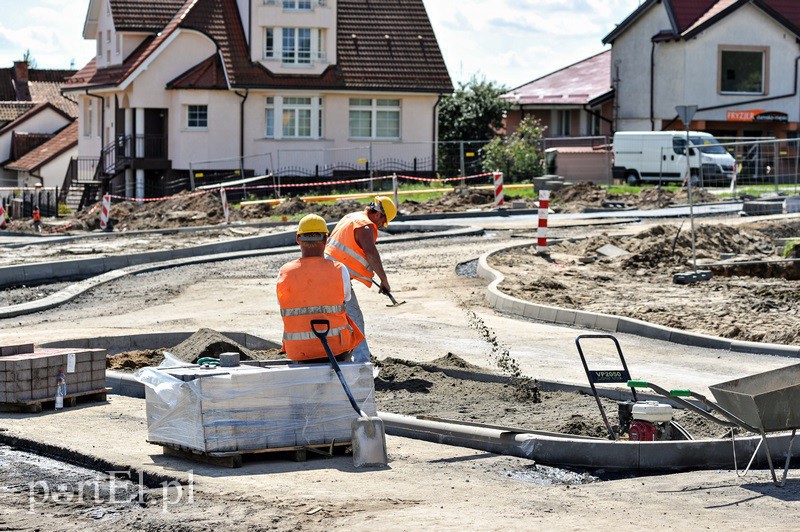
[727,109,789,122]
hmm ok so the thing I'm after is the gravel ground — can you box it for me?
[0,226,285,267]
[491,220,800,345]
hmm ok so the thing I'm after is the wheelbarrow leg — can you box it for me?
[759,429,796,488]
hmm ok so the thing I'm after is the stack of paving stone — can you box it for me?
[0,344,107,404]
[140,362,376,453]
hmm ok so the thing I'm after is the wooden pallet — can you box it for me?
[153,440,352,468]
[0,388,111,414]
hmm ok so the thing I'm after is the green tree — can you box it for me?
[438,76,510,142]
[20,49,37,68]
[481,116,547,181]
[437,77,510,177]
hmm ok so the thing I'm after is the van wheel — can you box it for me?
[625,172,640,186]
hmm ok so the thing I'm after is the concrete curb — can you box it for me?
[0,224,483,318]
[476,242,800,358]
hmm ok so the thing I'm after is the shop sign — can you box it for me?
[726,109,789,122]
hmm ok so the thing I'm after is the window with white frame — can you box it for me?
[264,28,275,59]
[265,96,323,139]
[282,28,312,64]
[263,27,325,63]
[187,105,208,129]
[349,98,401,139]
[283,0,312,9]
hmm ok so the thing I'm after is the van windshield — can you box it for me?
[689,136,728,154]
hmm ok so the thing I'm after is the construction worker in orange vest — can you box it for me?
[325,196,397,363]
[277,214,364,363]
[32,206,42,233]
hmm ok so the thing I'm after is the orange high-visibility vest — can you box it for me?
[32,209,41,222]
[325,212,378,286]
[277,257,364,361]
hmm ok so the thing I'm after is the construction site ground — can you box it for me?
[1,212,799,528]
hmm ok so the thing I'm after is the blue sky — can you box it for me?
[0,0,641,88]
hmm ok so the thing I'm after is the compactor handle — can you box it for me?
[670,389,692,397]
[626,380,649,389]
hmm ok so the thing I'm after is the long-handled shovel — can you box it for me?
[311,319,388,468]
[373,280,406,308]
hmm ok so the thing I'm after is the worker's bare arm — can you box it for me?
[354,226,390,293]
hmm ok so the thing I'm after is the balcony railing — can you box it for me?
[99,134,168,177]
[263,0,327,8]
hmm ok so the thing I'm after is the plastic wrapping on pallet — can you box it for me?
[135,362,377,453]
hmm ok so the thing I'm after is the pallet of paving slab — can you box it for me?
[0,388,112,414]
[153,440,352,468]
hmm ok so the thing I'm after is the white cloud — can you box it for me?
[423,0,641,87]
[0,0,642,87]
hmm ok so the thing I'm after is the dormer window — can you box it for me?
[263,27,326,64]
[283,0,311,9]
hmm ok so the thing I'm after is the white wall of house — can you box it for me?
[14,148,76,188]
[611,5,672,131]
[0,110,72,164]
[76,94,103,157]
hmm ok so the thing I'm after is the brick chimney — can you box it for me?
[13,61,29,83]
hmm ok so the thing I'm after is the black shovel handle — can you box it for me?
[311,319,362,416]
[372,280,400,305]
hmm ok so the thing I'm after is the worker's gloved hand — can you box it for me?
[379,281,391,294]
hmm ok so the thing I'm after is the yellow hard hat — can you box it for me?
[297,214,328,241]
[374,196,397,226]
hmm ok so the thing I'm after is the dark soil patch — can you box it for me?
[374,356,724,439]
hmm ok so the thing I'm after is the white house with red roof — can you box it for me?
[63,0,452,201]
[604,0,800,137]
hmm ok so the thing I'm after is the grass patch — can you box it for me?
[602,184,681,195]
[717,184,800,198]
[782,239,799,259]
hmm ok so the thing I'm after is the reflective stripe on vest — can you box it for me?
[283,324,353,342]
[327,238,373,271]
[280,304,346,317]
[345,268,375,287]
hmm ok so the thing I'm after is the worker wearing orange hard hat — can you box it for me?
[325,196,397,363]
[276,214,364,362]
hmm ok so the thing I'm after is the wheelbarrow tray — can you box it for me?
[709,363,800,432]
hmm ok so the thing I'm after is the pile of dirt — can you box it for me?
[402,187,496,214]
[375,356,722,439]
[168,328,255,363]
[271,197,363,221]
[551,183,722,213]
[491,221,800,345]
[107,350,165,371]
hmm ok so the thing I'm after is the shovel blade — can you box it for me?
[351,416,388,468]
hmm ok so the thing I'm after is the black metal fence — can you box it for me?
[0,187,60,219]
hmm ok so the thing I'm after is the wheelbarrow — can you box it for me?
[629,362,800,487]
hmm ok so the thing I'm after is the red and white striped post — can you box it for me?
[536,189,550,254]
[0,204,6,229]
[99,193,111,231]
[392,173,399,209]
[493,171,504,207]
[220,188,230,224]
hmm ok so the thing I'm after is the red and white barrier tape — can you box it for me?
[537,189,550,254]
[43,203,102,234]
[395,172,494,183]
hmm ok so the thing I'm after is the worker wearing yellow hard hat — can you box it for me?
[325,196,398,363]
[276,214,364,362]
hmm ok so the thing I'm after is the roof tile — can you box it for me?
[5,122,78,173]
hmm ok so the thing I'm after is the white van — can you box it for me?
[612,131,736,186]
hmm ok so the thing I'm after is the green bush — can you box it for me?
[782,239,799,259]
[481,116,546,181]
[57,203,72,216]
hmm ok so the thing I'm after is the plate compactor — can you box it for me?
[576,334,691,441]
